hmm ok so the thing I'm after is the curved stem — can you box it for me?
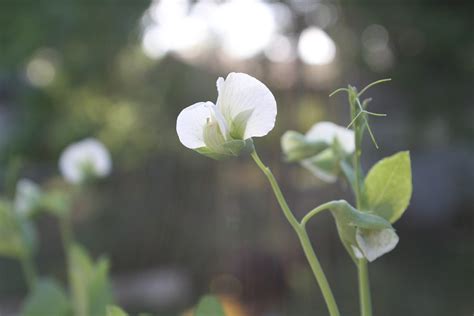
[301,201,337,228]
[251,150,340,316]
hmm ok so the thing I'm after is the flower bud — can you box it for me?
[281,131,328,162]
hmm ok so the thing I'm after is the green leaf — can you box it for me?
[70,244,113,316]
[106,305,128,316]
[195,295,225,316]
[364,151,412,223]
[21,279,71,316]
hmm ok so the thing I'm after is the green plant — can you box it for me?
[177,73,413,316]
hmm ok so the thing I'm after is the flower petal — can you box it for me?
[355,228,399,262]
[14,179,42,217]
[59,138,112,183]
[300,148,338,183]
[216,72,277,139]
[306,122,355,154]
[176,102,214,149]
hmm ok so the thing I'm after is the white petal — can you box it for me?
[305,122,355,154]
[14,179,41,217]
[356,228,399,262]
[216,72,277,139]
[59,138,112,184]
[176,102,213,149]
[351,245,365,259]
[216,77,224,94]
[301,159,337,183]
[206,102,229,139]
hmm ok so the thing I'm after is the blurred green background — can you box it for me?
[1,0,473,315]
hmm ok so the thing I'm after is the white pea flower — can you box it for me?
[282,122,355,182]
[354,228,399,262]
[59,138,112,184]
[14,179,42,217]
[176,72,277,159]
[304,122,355,154]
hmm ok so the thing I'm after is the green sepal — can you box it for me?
[20,278,71,316]
[329,200,394,262]
[281,131,328,162]
[330,200,392,230]
[195,295,225,316]
[195,138,254,160]
[363,151,412,223]
[195,147,233,160]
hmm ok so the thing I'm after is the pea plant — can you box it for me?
[2,138,223,316]
[0,138,124,316]
[177,72,412,316]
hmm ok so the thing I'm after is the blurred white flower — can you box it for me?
[59,138,112,184]
[176,72,277,159]
[282,122,354,182]
[355,228,399,262]
[305,121,355,153]
[14,179,42,217]
[301,122,354,182]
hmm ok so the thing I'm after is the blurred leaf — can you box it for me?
[106,305,128,316]
[0,200,31,258]
[195,295,225,316]
[364,151,412,223]
[40,189,72,217]
[21,278,71,316]
[70,244,113,316]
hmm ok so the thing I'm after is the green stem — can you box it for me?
[59,213,74,298]
[358,259,372,316]
[251,150,340,316]
[19,253,37,291]
[349,88,373,316]
[59,213,73,253]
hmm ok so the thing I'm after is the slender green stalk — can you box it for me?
[349,88,373,316]
[59,212,77,311]
[358,78,391,97]
[19,253,37,291]
[59,213,73,253]
[357,259,372,316]
[251,150,340,316]
[301,201,337,228]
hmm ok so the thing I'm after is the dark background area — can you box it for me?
[0,0,473,315]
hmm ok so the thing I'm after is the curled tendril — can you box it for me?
[329,78,391,149]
